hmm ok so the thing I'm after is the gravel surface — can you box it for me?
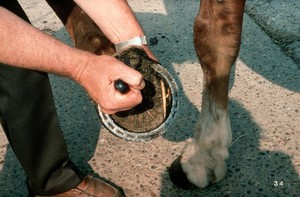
[245,0,300,65]
[0,0,299,196]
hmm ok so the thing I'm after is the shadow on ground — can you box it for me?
[0,0,299,196]
[134,0,300,196]
[160,99,300,196]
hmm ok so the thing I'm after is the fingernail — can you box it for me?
[139,79,145,89]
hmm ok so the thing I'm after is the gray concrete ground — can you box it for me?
[245,0,300,64]
[0,0,299,196]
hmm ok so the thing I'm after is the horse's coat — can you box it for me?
[170,0,246,188]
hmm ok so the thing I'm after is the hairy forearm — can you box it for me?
[0,6,145,114]
[74,0,145,44]
[0,6,93,78]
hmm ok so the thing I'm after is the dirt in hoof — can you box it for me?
[111,47,172,133]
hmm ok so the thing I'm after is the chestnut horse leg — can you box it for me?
[169,0,245,189]
[46,0,115,55]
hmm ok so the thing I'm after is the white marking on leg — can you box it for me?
[180,95,231,188]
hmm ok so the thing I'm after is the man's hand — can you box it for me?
[0,7,146,115]
[73,55,145,114]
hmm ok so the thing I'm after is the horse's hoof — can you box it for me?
[168,156,196,189]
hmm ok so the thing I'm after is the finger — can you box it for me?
[101,106,133,115]
[114,63,144,88]
[114,89,143,107]
[101,90,143,114]
[130,79,145,90]
[117,72,145,92]
[141,45,158,61]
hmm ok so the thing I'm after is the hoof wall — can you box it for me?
[168,156,196,189]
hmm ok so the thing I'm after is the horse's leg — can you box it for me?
[169,0,245,189]
[46,0,115,55]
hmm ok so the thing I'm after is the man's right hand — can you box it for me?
[73,55,145,114]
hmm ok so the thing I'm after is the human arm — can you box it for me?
[0,6,144,114]
[73,0,156,60]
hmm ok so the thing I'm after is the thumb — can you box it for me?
[115,63,145,90]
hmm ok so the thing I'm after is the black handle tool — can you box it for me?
[114,79,130,94]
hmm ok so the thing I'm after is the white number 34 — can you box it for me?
[274,180,284,186]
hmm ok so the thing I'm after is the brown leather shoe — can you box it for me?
[34,176,124,197]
